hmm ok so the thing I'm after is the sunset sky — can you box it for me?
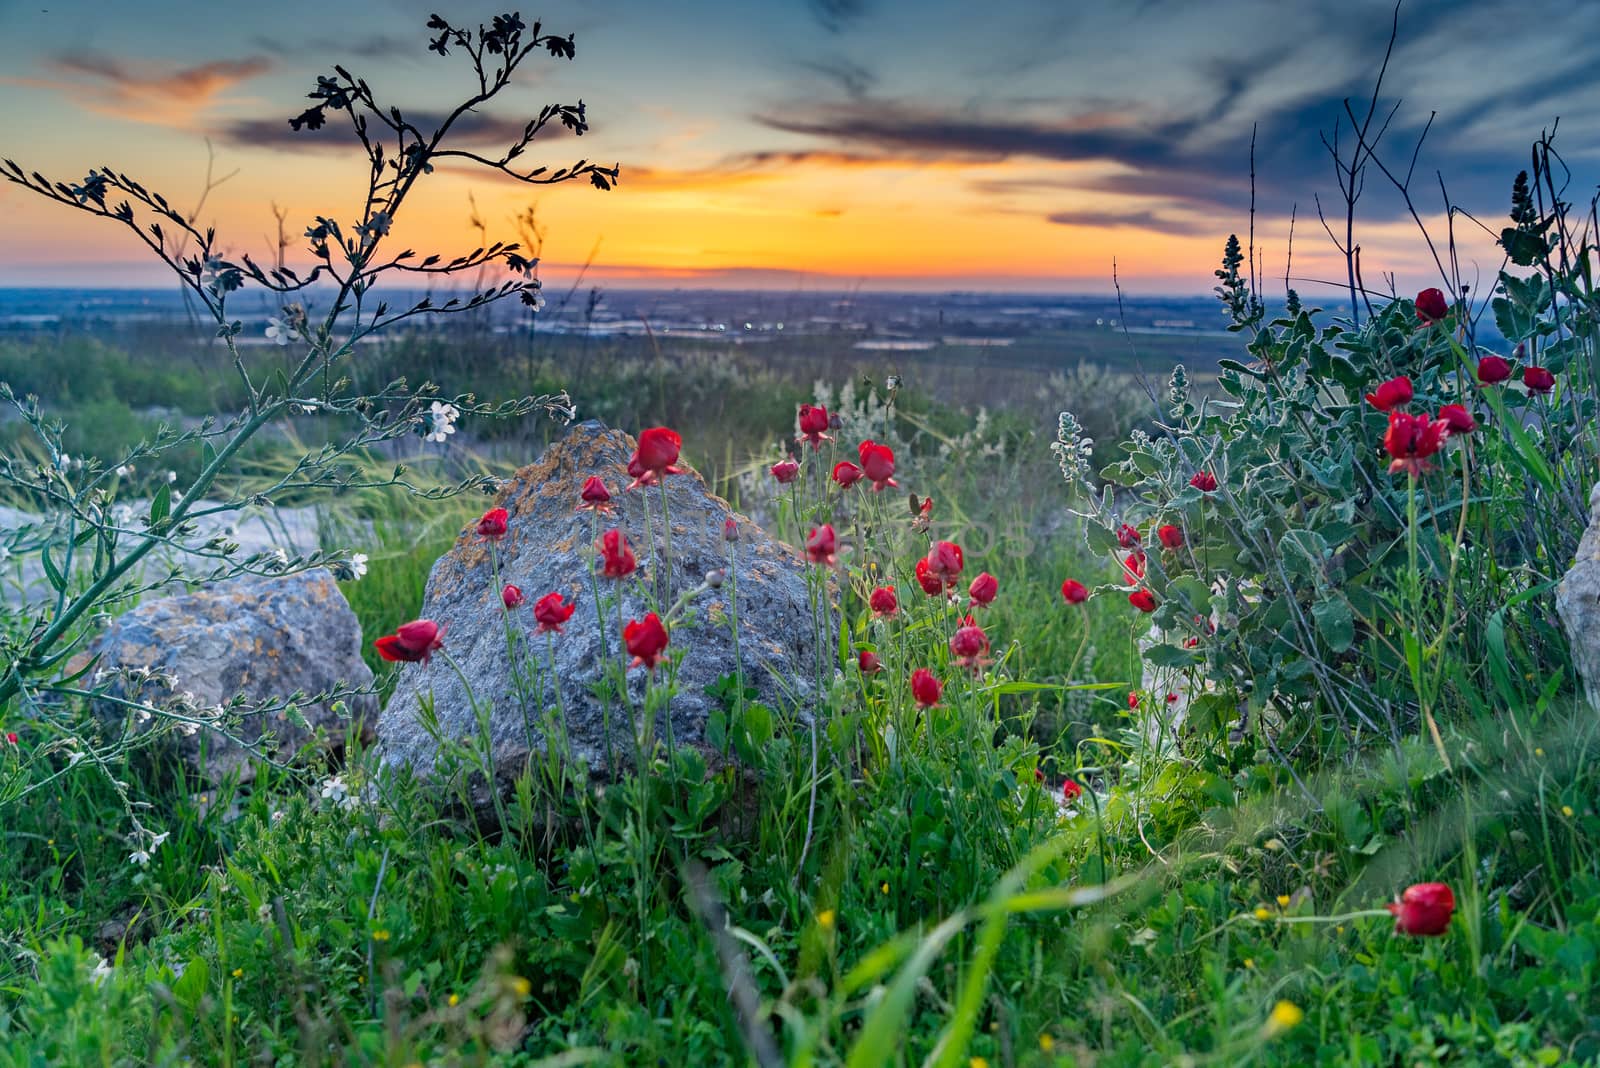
[1,0,1595,294]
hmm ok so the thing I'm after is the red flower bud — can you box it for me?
[477,507,509,541]
[534,591,576,634]
[1128,589,1157,612]
[858,649,883,674]
[1365,375,1414,412]
[1415,287,1449,324]
[869,585,899,617]
[806,524,837,566]
[1116,523,1141,548]
[927,540,964,589]
[797,404,832,449]
[1061,578,1089,604]
[915,557,943,596]
[623,612,670,670]
[723,516,739,542]
[1476,356,1512,384]
[770,459,800,484]
[948,622,991,671]
[1061,778,1082,802]
[1523,365,1556,394]
[1157,524,1184,549]
[4,732,17,746]
[374,619,444,664]
[635,426,683,474]
[598,529,637,579]
[831,461,864,489]
[967,571,998,608]
[857,440,898,491]
[1189,470,1218,493]
[1387,882,1455,936]
[910,667,942,708]
[1122,551,1146,582]
[1437,404,1476,434]
[1127,691,1140,709]
[502,583,525,609]
[578,476,613,511]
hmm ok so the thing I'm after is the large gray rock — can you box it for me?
[1558,482,1600,711]
[92,569,376,782]
[378,421,823,791]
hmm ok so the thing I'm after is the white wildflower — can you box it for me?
[89,953,114,986]
[349,552,368,580]
[424,401,459,443]
[319,775,357,810]
[265,317,299,345]
[129,847,152,866]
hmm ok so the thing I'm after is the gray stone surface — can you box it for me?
[378,421,824,791]
[91,569,376,782]
[1558,482,1600,711]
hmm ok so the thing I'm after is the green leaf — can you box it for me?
[1313,597,1354,653]
[1143,643,1198,669]
[148,483,171,530]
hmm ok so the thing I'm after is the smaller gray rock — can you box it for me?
[91,569,377,782]
[1558,482,1600,711]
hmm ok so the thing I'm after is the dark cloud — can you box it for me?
[794,56,876,99]
[247,33,416,62]
[1046,209,1212,237]
[808,0,870,32]
[219,110,570,152]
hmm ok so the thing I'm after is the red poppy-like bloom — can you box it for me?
[967,572,998,608]
[797,404,832,449]
[1438,404,1477,433]
[533,591,576,634]
[1523,366,1556,394]
[770,459,800,484]
[1366,376,1414,412]
[927,540,964,590]
[629,427,686,489]
[858,440,898,491]
[4,732,17,745]
[477,507,509,541]
[1061,778,1082,802]
[1128,589,1157,612]
[578,475,615,513]
[623,612,670,671]
[1190,471,1218,493]
[374,619,445,664]
[502,584,525,609]
[806,524,838,566]
[598,529,637,579]
[831,460,864,489]
[1122,551,1147,582]
[1383,411,1449,477]
[1415,287,1449,324]
[915,557,943,596]
[949,622,991,671]
[1387,882,1455,936]
[1061,578,1089,604]
[1127,691,1140,709]
[910,667,942,708]
[1166,692,1180,704]
[1116,524,1140,549]
[1477,356,1512,384]
[1157,524,1184,549]
[858,649,883,674]
[869,585,899,618]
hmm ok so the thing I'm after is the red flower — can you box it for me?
[1366,375,1414,412]
[477,507,509,541]
[1127,691,1140,709]
[577,476,614,512]
[1387,882,1455,937]
[910,668,942,708]
[1128,589,1157,612]
[623,612,670,671]
[915,557,943,596]
[1157,524,1184,549]
[1523,365,1556,394]
[4,732,16,746]
[501,584,525,609]
[949,622,991,671]
[1415,287,1449,324]
[967,572,998,608]
[797,404,832,449]
[533,591,577,634]
[771,459,800,484]
[1477,356,1512,384]
[1116,523,1141,548]
[1383,411,1449,476]
[374,619,444,664]
[1122,551,1146,581]
[598,529,637,579]
[869,585,899,618]
[1061,578,1089,604]
[806,524,837,566]
[927,541,964,590]
[1437,404,1477,433]
[858,440,898,491]
[1189,471,1218,493]
[1166,692,1180,704]
[1061,778,1082,802]
[831,461,864,489]
[858,649,883,674]
[911,495,934,533]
